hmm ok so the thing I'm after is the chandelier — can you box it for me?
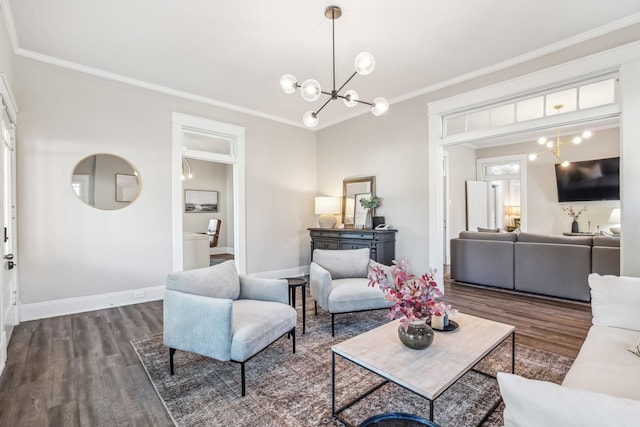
[528,104,592,167]
[279,6,389,128]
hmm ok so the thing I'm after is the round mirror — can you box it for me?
[71,153,141,210]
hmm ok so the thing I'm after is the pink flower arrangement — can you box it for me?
[562,205,588,221]
[368,260,457,331]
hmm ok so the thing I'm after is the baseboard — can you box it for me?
[247,265,309,280]
[18,264,310,321]
[210,246,233,255]
[19,285,166,322]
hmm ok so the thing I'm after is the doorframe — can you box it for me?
[171,112,246,274]
[427,43,640,284]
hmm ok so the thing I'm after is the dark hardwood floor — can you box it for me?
[0,282,592,426]
[444,280,592,358]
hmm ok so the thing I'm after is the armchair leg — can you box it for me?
[169,348,176,375]
[314,300,318,315]
[241,362,246,396]
[291,327,296,354]
[331,313,335,337]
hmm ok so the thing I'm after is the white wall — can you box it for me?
[15,56,316,305]
[445,145,477,240]
[476,127,620,235]
[182,159,231,249]
[0,11,14,92]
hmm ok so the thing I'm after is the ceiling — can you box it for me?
[6,0,640,129]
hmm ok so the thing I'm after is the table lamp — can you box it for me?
[315,197,340,228]
[608,208,621,234]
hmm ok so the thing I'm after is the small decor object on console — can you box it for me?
[369,260,457,349]
[562,205,588,233]
[359,195,381,229]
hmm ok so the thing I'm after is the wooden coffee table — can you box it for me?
[331,313,515,426]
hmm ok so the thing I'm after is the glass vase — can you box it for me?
[397,318,434,350]
[365,210,373,229]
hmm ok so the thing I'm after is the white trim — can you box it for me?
[172,112,247,274]
[429,41,640,116]
[0,0,19,52]
[14,48,304,129]
[210,246,234,255]
[428,44,640,285]
[19,285,166,322]
[0,74,18,125]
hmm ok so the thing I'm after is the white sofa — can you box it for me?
[497,273,640,427]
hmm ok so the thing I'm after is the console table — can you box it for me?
[308,228,397,265]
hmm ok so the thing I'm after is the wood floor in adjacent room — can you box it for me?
[0,283,592,426]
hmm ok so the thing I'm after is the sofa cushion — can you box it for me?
[230,299,296,362]
[328,278,392,313]
[562,325,640,400]
[590,274,640,330]
[517,232,592,246]
[458,231,517,242]
[593,235,620,247]
[498,372,640,427]
[313,248,370,279]
[166,260,240,300]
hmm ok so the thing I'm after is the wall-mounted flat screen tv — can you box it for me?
[555,157,619,202]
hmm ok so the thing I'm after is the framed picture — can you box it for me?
[115,173,139,202]
[185,190,218,213]
[353,192,371,228]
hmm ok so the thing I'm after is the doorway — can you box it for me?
[0,76,18,373]
[171,113,246,274]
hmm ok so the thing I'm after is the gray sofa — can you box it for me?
[450,231,620,301]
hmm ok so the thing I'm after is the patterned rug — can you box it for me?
[131,293,574,426]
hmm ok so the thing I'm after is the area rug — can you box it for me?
[132,295,574,426]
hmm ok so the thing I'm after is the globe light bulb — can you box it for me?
[572,136,582,144]
[303,111,319,128]
[280,74,298,94]
[528,154,537,161]
[537,137,547,145]
[300,79,321,102]
[354,52,375,75]
[371,97,389,116]
[582,130,592,138]
[343,90,359,107]
[561,160,570,167]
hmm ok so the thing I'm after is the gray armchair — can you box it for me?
[163,260,296,396]
[310,248,392,336]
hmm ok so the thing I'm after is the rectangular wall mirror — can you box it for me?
[342,176,376,227]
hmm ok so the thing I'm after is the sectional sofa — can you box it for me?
[450,231,620,301]
[497,274,640,426]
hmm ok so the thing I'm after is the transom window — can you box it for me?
[444,75,617,137]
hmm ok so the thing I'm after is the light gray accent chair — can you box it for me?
[163,260,296,396]
[515,233,592,301]
[310,248,392,336]
[450,231,517,290]
[592,236,620,276]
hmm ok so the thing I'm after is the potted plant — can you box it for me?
[359,195,381,229]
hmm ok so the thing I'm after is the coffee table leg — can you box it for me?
[430,399,434,421]
[331,351,336,417]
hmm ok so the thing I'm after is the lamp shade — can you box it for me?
[315,197,340,214]
[608,208,621,223]
[506,205,521,216]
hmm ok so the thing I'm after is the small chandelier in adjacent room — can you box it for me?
[181,158,193,180]
[528,104,592,167]
[280,5,389,128]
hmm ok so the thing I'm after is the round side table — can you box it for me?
[285,277,307,334]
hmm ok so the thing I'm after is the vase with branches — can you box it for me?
[359,195,381,229]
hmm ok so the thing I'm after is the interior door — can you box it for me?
[465,180,488,231]
[0,107,17,369]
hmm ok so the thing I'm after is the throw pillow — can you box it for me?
[477,227,500,232]
[629,340,640,358]
[166,260,240,300]
[589,273,640,331]
[497,373,640,427]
